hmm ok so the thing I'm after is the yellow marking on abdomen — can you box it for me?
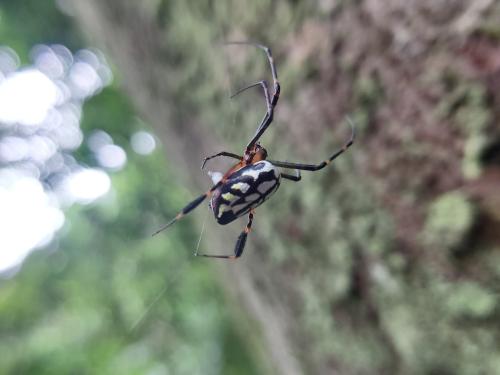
[232,182,250,193]
[222,192,235,201]
[217,204,230,218]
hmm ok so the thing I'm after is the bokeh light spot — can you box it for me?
[0,136,30,162]
[87,129,113,152]
[0,44,118,274]
[131,131,156,155]
[0,173,64,273]
[69,61,102,98]
[62,168,111,204]
[0,46,20,74]
[32,44,66,79]
[96,144,127,171]
[0,69,59,125]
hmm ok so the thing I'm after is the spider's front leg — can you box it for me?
[268,117,355,172]
[225,42,281,149]
[195,210,255,259]
[230,80,273,122]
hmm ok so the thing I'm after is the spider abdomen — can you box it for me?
[211,161,280,225]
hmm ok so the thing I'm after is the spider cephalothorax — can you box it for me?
[153,42,355,259]
[244,143,268,163]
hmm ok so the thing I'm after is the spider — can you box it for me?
[153,42,355,259]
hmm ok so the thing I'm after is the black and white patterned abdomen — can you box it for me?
[211,161,281,225]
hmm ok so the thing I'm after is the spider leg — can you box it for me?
[152,181,223,236]
[281,169,301,182]
[225,42,280,150]
[195,210,254,259]
[231,80,272,116]
[201,151,242,170]
[268,118,355,172]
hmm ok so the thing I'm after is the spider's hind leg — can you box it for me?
[281,169,301,182]
[201,151,242,170]
[195,210,255,259]
[152,181,222,236]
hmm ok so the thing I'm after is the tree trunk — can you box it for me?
[67,1,500,373]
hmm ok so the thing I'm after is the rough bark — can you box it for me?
[66,1,500,373]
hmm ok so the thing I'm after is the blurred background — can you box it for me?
[1,1,500,374]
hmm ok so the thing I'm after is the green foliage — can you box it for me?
[445,281,496,318]
[0,0,78,62]
[435,75,493,179]
[353,75,385,132]
[0,2,267,374]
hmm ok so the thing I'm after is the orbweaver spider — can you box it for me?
[153,42,355,259]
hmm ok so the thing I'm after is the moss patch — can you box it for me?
[423,191,477,252]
